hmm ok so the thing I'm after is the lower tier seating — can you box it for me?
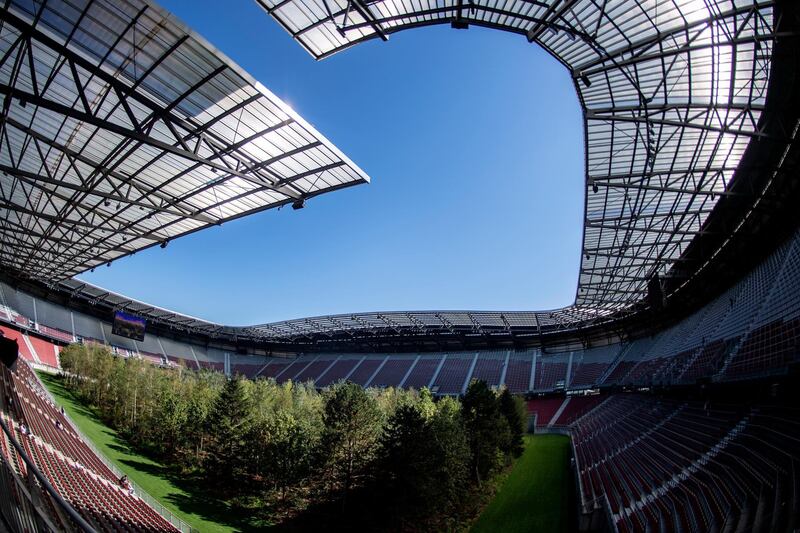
[0,362,178,532]
[571,394,799,533]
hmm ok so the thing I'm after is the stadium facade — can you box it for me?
[1,0,800,532]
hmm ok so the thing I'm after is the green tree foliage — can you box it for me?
[251,409,320,501]
[204,376,253,490]
[322,382,382,505]
[462,380,512,484]
[380,396,470,527]
[428,396,470,513]
[498,388,528,458]
[182,371,221,465]
[380,402,432,514]
[57,344,530,529]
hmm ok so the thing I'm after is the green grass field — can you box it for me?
[37,372,251,533]
[471,434,572,533]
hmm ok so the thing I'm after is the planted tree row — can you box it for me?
[58,344,527,529]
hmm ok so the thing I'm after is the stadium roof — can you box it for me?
[2,0,799,351]
[0,0,370,281]
[259,0,783,315]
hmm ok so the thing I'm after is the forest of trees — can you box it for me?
[58,344,528,530]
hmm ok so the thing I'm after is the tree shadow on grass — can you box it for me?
[37,374,98,422]
[106,440,140,455]
[118,457,271,532]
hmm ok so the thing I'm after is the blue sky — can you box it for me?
[78,1,584,325]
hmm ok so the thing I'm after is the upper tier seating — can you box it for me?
[315,358,360,386]
[346,358,385,386]
[432,356,472,394]
[469,352,505,389]
[503,355,532,393]
[402,358,440,389]
[294,358,337,383]
[535,360,567,391]
[369,358,415,388]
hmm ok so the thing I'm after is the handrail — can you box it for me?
[602,492,618,533]
[29,367,196,533]
[0,416,96,532]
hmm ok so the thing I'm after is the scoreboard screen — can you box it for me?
[112,311,146,341]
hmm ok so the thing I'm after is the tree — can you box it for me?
[498,388,527,458]
[183,370,221,466]
[151,373,189,457]
[380,397,470,525]
[461,380,509,484]
[428,396,470,515]
[380,402,432,517]
[56,344,523,528]
[321,382,382,507]
[252,410,320,503]
[204,376,253,490]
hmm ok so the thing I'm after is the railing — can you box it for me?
[538,423,616,532]
[29,367,196,533]
[568,430,590,514]
[0,416,96,533]
[602,492,618,533]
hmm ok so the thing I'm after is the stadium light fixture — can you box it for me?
[160,241,168,249]
[292,198,306,210]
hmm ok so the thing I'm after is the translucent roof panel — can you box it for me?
[245,306,611,341]
[259,0,777,313]
[0,0,369,280]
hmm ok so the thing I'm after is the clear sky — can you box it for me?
[77,1,585,326]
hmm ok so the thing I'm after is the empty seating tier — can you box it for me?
[1,362,178,532]
[369,358,414,388]
[570,394,799,533]
[432,356,472,395]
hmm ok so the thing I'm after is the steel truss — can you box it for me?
[0,0,369,280]
[258,0,796,317]
[3,0,799,348]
